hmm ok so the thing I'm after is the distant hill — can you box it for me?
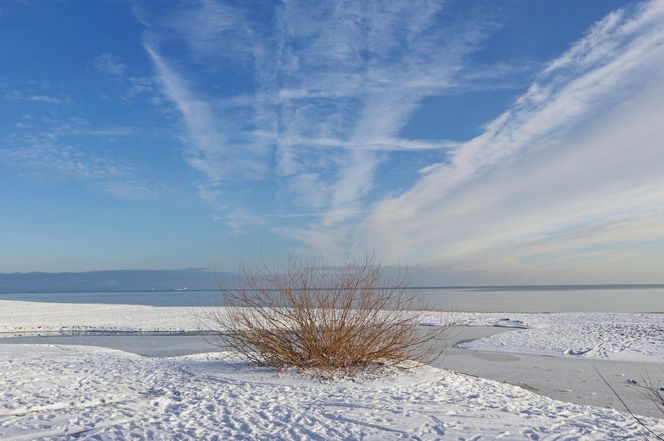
[0,269,238,293]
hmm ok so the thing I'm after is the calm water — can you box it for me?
[1,285,663,312]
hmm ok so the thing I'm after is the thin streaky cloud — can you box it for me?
[4,0,664,280]
[139,0,484,227]
[360,0,664,282]
[133,0,664,282]
[5,91,72,104]
[283,137,460,152]
[144,40,269,182]
[1,118,162,201]
[262,0,493,246]
[260,209,373,219]
[1,143,125,180]
[93,54,127,77]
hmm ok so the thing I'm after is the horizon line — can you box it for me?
[2,284,664,295]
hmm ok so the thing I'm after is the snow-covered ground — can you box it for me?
[452,313,664,362]
[2,344,663,440]
[0,300,202,335]
[2,300,663,363]
[2,300,664,438]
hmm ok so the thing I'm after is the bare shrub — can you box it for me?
[206,255,446,377]
[595,367,664,440]
[642,374,664,416]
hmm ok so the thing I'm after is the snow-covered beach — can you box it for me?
[2,299,664,439]
[2,344,664,440]
[2,300,663,363]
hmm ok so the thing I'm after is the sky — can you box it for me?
[1,0,664,285]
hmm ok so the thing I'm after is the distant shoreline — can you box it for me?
[2,283,664,295]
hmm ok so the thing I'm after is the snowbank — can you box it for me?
[1,344,662,440]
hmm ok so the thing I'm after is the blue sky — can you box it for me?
[2,0,664,284]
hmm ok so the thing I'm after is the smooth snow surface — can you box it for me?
[2,344,663,440]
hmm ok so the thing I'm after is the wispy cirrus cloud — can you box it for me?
[95,178,174,201]
[268,136,460,153]
[5,90,72,104]
[360,0,664,283]
[92,54,127,77]
[1,117,162,201]
[2,138,168,201]
[137,0,664,282]
[144,42,268,182]
[90,53,165,109]
[2,142,124,180]
[138,0,504,234]
[167,0,251,61]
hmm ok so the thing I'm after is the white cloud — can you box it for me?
[1,118,161,201]
[137,0,664,282]
[144,41,269,186]
[139,0,494,241]
[93,54,127,77]
[168,0,251,60]
[2,140,166,201]
[2,142,124,180]
[274,136,459,152]
[95,179,172,201]
[5,91,72,104]
[359,0,664,283]
[258,0,494,250]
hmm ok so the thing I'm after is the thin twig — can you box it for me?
[593,366,663,441]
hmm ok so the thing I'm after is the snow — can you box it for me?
[444,312,664,363]
[2,300,664,438]
[2,300,663,363]
[1,344,663,440]
[0,300,201,335]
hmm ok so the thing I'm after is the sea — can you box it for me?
[1,285,663,312]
